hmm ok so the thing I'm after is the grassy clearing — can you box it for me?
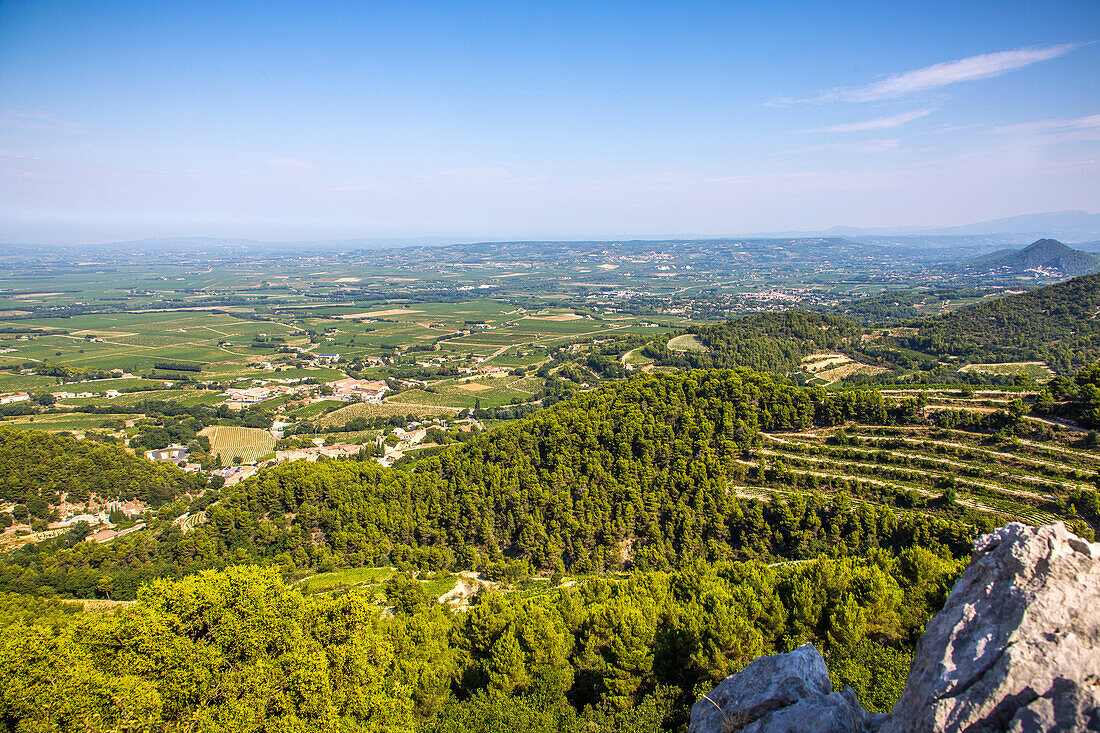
[666,334,707,352]
[297,567,394,595]
[297,567,457,602]
[958,362,1054,381]
[423,576,458,598]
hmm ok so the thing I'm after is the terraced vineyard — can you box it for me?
[746,416,1099,532]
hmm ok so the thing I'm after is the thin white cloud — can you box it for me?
[267,157,314,172]
[776,139,901,156]
[811,107,937,133]
[994,113,1100,135]
[783,44,1081,104]
[0,111,83,133]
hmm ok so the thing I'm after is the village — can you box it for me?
[0,361,487,549]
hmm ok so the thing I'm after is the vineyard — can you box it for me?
[741,392,1100,531]
[199,425,275,465]
[314,401,454,429]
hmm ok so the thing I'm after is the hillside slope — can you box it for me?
[0,428,201,508]
[643,312,866,376]
[965,238,1099,277]
[904,271,1100,372]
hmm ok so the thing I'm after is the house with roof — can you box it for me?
[145,444,189,463]
[326,378,388,403]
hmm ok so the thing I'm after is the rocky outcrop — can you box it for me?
[690,522,1100,732]
[687,644,874,733]
[883,521,1100,732]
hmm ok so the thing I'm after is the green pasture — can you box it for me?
[1,412,140,432]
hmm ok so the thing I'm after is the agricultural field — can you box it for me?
[200,425,276,465]
[958,361,1055,381]
[384,373,543,409]
[62,388,224,409]
[294,567,458,603]
[0,310,305,373]
[749,399,1099,529]
[801,353,888,385]
[313,401,455,429]
[296,567,394,596]
[666,333,707,352]
[0,412,139,433]
[0,372,63,392]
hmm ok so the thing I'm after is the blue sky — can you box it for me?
[1,0,1097,243]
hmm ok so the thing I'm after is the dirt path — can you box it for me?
[1023,415,1089,434]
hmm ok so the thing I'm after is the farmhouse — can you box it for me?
[145,444,189,462]
[223,386,274,409]
[392,427,427,451]
[326,378,388,403]
[274,443,365,463]
[0,392,30,405]
[315,353,340,362]
[105,500,145,517]
[212,465,257,486]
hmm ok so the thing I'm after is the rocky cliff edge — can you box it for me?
[690,522,1100,732]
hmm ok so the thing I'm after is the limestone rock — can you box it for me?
[689,522,1100,732]
[740,686,877,733]
[881,522,1100,733]
[688,643,872,733]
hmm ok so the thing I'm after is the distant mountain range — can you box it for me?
[3,210,1100,250]
[754,210,1100,243]
[964,238,1100,277]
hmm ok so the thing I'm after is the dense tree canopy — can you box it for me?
[644,312,865,374]
[0,428,202,508]
[0,547,963,732]
[0,371,978,600]
[905,272,1100,373]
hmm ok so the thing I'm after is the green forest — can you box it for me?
[643,312,866,375]
[638,275,1100,385]
[2,546,962,732]
[903,272,1100,372]
[0,371,991,600]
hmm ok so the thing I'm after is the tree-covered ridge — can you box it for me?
[643,312,866,374]
[0,371,985,599]
[904,271,1100,372]
[640,274,1100,379]
[0,427,202,507]
[209,370,972,571]
[0,546,964,732]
